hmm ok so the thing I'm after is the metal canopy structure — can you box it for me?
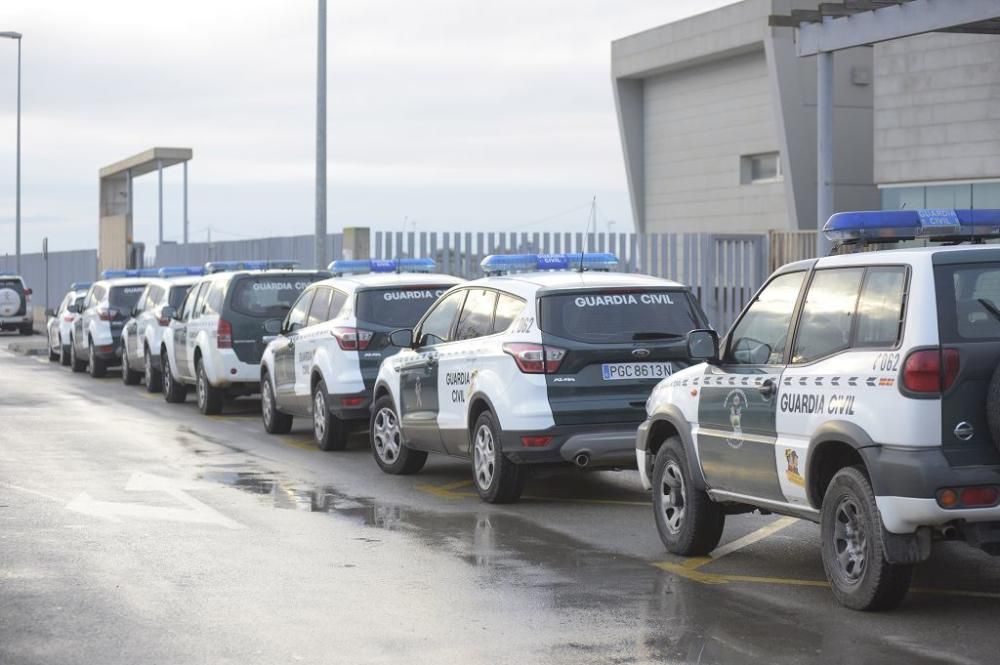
[767,0,1000,254]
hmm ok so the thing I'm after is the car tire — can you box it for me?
[19,323,32,336]
[121,347,141,385]
[261,372,293,435]
[195,358,224,415]
[59,340,71,367]
[69,337,86,373]
[144,345,162,393]
[313,380,348,451]
[370,394,426,475]
[820,466,913,611]
[162,351,186,403]
[652,436,725,556]
[471,410,526,504]
[87,341,107,378]
[48,340,59,361]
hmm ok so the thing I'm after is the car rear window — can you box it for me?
[937,263,1000,341]
[356,286,453,328]
[168,285,192,310]
[539,289,701,343]
[229,274,325,318]
[0,278,24,293]
[110,285,147,311]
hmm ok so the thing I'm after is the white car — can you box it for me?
[70,270,158,377]
[260,259,463,450]
[371,253,711,503]
[46,282,90,365]
[638,208,1000,611]
[120,267,203,391]
[0,274,33,336]
[160,261,330,415]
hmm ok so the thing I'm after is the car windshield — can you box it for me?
[229,274,325,318]
[109,284,147,311]
[539,289,701,343]
[168,285,191,310]
[355,286,453,328]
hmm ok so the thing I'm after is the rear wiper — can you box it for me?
[631,331,682,340]
[977,298,1000,323]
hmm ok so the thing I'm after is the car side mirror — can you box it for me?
[44,308,55,317]
[388,329,414,348]
[162,305,178,321]
[687,329,720,364]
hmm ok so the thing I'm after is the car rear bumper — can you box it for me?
[0,315,31,328]
[501,423,639,468]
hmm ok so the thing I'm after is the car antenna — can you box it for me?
[578,195,596,273]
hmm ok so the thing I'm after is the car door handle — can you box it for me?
[759,379,776,398]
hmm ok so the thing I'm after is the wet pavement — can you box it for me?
[1,348,999,664]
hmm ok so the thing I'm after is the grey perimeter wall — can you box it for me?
[0,250,98,311]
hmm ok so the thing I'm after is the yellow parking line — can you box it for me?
[279,436,318,452]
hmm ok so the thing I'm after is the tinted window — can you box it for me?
[181,283,204,321]
[356,285,453,328]
[726,271,805,365]
[192,283,212,317]
[418,290,466,345]
[203,281,225,315]
[539,289,701,344]
[307,287,333,327]
[0,278,23,294]
[142,286,161,311]
[168,284,192,310]
[492,293,524,334]
[285,290,313,332]
[229,274,323,318]
[937,263,1000,341]
[455,289,498,341]
[110,284,147,312]
[855,267,906,347]
[328,290,348,319]
[792,268,864,364]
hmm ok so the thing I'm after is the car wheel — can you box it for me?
[59,338,71,366]
[144,346,162,393]
[121,347,141,385]
[652,436,725,556]
[370,394,426,475]
[69,337,86,373]
[48,339,59,361]
[162,352,186,403]
[820,466,913,611]
[261,372,292,434]
[196,358,224,415]
[313,380,348,451]
[87,341,107,378]
[471,410,526,503]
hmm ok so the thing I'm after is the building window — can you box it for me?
[741,152,782,184]
[881,181,1000,210]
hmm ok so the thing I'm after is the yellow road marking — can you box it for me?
[415,480,474,498]
[279,436,319,452]
[706,516,798,563]
[414,479,648,506]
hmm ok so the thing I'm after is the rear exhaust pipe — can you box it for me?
[941,525,959,540]
[574,453,590,468]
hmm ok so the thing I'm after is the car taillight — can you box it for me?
[97,307,113,321]
[217,319,233,348]
[502,343,566,374]
[936,486,1000,509]
[23,288,32,299]
[902,348,959,394]
[157,313,171,326]
[332,327,373,351]
[521,435,552,447]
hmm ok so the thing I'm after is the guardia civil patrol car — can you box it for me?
[639,209,1000,611]
[120,267,203,391]
[371,252,711,503]
[46,282,90,364]
[0,274,33,336]
[160,261,330,414]
[259,258,462,450]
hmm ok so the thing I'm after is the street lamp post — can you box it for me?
[0,31,21,274]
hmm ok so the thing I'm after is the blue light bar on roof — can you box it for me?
[823,209,1000,244]
[157,266,205,278]
[327,258,436,275]
[100,268,158,279]
[480,253,619,275]
[70,281,91,291]
[204,260,301,274]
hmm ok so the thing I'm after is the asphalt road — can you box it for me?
[2,342,1000,664]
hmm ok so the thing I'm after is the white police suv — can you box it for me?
[120,267,203,390]
[160,260,330,415]
[260,258,463,450]
[0,274,33,336]
[70,270,157,377]
[46,282,90,364]
[639,209,1000,611]
[371,252,711,503]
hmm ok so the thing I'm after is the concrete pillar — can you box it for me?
[183,161,188,244]
[816,51,834,256]
[314,0,328,269]
[342,227,370,262]
[157,159,164,246]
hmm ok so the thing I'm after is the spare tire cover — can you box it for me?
[0,287,21,317]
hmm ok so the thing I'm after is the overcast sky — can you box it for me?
[0,0,734,256]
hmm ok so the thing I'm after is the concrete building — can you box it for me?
[613,0,1000,235]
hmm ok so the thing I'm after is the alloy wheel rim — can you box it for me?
[372,407,400,464]
[197,367,206,408]
[833,497,868,583]
[145,352,152,382]
[660,461,686,535]
[163,358,172,392]
[473,425,495,491]
[313,390,326,441]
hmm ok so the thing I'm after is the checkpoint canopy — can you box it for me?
[99,147,192,272]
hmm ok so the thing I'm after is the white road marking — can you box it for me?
[710,516,798,561]
[66,471,245,529]
[1,481,66,503]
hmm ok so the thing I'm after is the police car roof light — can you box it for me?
[69,281,92,291]
[480,253,619,275]
[327,258,436,275]
[204,260,301,274]
[823,209,1000,244]
[157,265,205,278]
[100,268,158,279]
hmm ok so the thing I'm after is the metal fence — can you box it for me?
[0,249,99,311]
[154,234,344,270]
